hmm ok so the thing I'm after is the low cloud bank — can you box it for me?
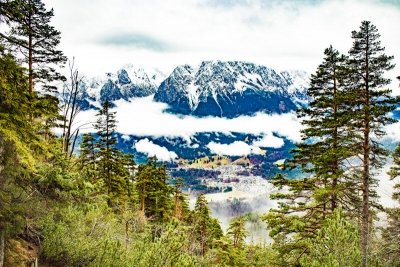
[113,97,302,142]
[207,141,263,156]
[134,138,178,161]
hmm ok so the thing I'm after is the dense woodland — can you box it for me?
[0,1,400,266]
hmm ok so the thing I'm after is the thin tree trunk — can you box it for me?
[332,69,338,211]
[125,220,129,251]
[66,79,79,154]
[361,119,370,267]
[28,0,33,95]
[69,128,79,158]
[0,229,5,267]
[361,33,370,267]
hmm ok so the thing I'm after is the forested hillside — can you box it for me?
[0,1,399,266]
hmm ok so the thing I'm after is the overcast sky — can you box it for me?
[45,0,400,78]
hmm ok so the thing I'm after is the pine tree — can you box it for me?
[149,160,172,221]
[227,216,247,248]
[296,46,359,212]
[347,21,396,266]
[191,194,223,256]
[264,46,356,264]
[193,194,210,256]
[172,177,190,220]
[79,133,97,182]
[94,101,128,204]
[136,160,153,215]
[119,152,135,200]
[300,209,361,267]
[0,0,66,93]
[135,157,172,221]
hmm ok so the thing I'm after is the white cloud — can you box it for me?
[134,138,178,161]
[113,97,302,142]
[44,0,400,84]
[73,96,299,157]
[384,121,400,143]
[207,141,262,156]
[377,161,399,208]
[206,133,285,156]
[72,97,302,155]
[253,133,285,148]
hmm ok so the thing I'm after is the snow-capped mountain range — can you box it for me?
[78,64,166,108]
[76,61,310,118]
[69,60,310,174]
[154,61,309,117]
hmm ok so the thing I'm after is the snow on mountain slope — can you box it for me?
[154,61,310,118]
[81,65,166,106]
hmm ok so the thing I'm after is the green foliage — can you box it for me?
[78,101,136,206]
[40,203,200,267]
[379,144,400,266]
[388,144,400,201]
[40,203,123,266]
[1,0,67,92]
[264,21,397,266]
[79,133,98,180]
[264,46,358,264]
[1,9,400,266]
[135,157,173,221]
[190,194,223,257]
[227,216,247,248]
[301,209,361,267]
[0,52,38,168]
[172,177,190,220]
[347,20,396,266]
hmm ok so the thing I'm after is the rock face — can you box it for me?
[79,65,165,108]
[154,61,309,118]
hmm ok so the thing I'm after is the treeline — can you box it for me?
[0,0,400,266]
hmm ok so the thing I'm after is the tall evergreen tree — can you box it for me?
[79,133,97,182]
[347,21,396,266]
[191,194,223,256]
[135,157,172,221]
[94,101,130,204]
[136,160,154,215]
[0,0,66,93]
[172,177,189,220]
[264,46,355,265]
[227,216,247,248]
[297,46,358,212]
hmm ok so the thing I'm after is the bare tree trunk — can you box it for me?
[69,129,79,158]
[28,0,33,95]
[30,257,38,267]
[361,38,371,267]
[0,229,5,267]
[331,69,338,211]
[361,115,370,267]
[63,60,82,156]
